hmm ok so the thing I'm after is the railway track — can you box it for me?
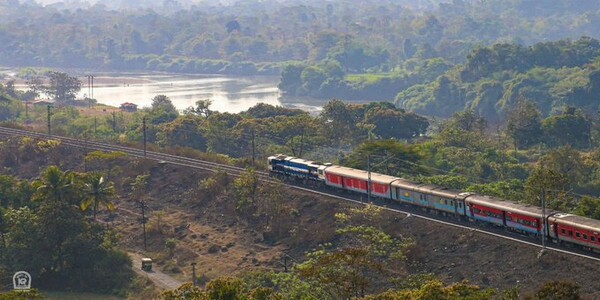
[1,126,599,263]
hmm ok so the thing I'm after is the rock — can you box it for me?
[208,244,220,253]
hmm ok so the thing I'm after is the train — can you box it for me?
[268,154,600,253]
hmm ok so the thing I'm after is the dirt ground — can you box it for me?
[108,160,600,297]
[3,139,599,297]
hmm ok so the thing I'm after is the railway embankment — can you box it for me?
[0,133,598,297]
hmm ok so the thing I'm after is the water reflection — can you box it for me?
[74,73,323,114]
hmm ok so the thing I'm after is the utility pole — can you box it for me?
[47,104,52,138]
[367,154,371,203]
[138,200,148,251]
[91,75,94,107]
[94,116,98,139]
[541,187,546,250]
[142,116,147,158]
[87,75,91,108]
[87,75,95,108]
[112,111,117,133]
[191,262,197,286]
[539,154,547,258]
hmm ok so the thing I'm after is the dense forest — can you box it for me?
[0,70,599,222]
[3,0,600,68]
[3,0,600,119]
[3,0,600,298]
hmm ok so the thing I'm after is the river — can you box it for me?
[2,70,326,114]
[78,73,319,113]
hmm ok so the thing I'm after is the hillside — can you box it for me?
[1,136,598,298]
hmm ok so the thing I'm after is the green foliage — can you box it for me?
[165,238,178,257]
[148,95,179,125]
[44,71,81,104]
[573,197,600,220]
[80,173,116,219]
[417,175,469,190]
[233,169,259,211]
[162,283,207,300]
[0,289,45,300]
[542,109,591,149]
[465,180,525,202]
[342,140,424,177]
[205,277,246,300]
[364,280,497,300]
[1,167,133,294]
[506,101,543,150]
[524,167,573,210]
[157,116,206,150]
[297,205,413,299]
[526,281,581,300]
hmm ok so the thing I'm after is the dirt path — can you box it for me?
[128,252,184,291]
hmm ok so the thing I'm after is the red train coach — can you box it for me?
[323,165,399,198]
[465,195,547,235]
[548,213,600,252]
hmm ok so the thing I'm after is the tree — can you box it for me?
[165,238,178,257]
[506,101,543,150]
[343,140,425,177]
[524,167,572,210]
[296,205,413,299]
[364,107,429,140]
[157,116,206,150]
[443,109,487,133]
[80,173,116,220]
[538,146,588,188]
[148,95,179,124]
[205,277,246,300]
[33,166,78,205]
[233,169,259,212]
[26,76,44,100]
[162,283,207,300]
[364,280,496,300]
[527,281,580,300]
[203,112,243,156]
[45,71,81,104]
[573,196,600,220]
[278,63,306,94]
[226,20,241,33]
[542,108,591,149]
[320,99,359,143]
[185,99,213,118]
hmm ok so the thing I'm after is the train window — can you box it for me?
[583,234,588,240]
[575,232,580,238]
[458,203,463,208]
[444,199,448,205]
[506,215,512,222]
[591,236,596,242]
[473,208,480,214]
[568,231,573,236]
[561,229,566,235]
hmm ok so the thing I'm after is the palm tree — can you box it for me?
[80,173,115,220]
[34,165,76,204]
